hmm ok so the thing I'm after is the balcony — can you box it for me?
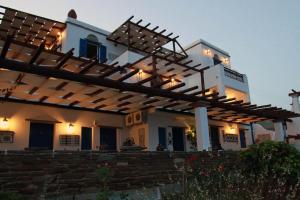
[224,67,244,82]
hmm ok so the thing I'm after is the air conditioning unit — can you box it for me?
[133,111,147,124]
[125,113,133,127]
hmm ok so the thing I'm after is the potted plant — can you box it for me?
[120,137,146,152]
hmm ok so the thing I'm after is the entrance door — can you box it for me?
[239,129,246,148]
[158,127,167,149]
[29,122,54,150]
[172,127,184,151]
[100,127,117,151]
[81,127,92,150]
[210,126,221,150]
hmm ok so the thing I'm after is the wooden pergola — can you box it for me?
[107,16,188,62]
[0,7,299,124]
[0,36,298,124]
[0,5,66,49]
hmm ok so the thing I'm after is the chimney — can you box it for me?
[68,9,77,19]
[289,90,300,113]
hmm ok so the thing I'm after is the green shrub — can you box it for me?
[0,192,22,200]
[179,142,300,200]
[96,166,111,200]
[240,141,300,178]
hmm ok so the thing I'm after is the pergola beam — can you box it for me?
[28,41,45,64]
[0,57,207,104]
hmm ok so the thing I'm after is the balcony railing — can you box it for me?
[224,67,244,82]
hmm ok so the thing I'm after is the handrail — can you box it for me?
[224,67,244,82]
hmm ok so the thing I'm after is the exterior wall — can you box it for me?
[61,17,127,63]
[126,123,149,149]
[147,111,252,151]
[110,50,144,67]
[183,40,250,99]
[147,111,191,151]
[0,102,126,151]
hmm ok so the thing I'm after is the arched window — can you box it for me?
[79,34,107,62]
[87,34,98,43]
[86,34,99,59]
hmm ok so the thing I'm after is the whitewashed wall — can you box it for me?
[61,17,127,63]
[0,102,126,151]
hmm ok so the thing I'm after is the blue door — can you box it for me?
[172,127,184,151]
[239,129,246,148]
[81,127,92,150]
[158,127,167,149]
[100,127,117,151]
[29,122,54,150]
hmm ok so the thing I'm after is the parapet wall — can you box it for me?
[0,151,238,199]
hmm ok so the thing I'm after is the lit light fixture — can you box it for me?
[67,123,74,134]
[0,117,8,129]
[57,32,61,36]
[171,78,175,82]
[229,123,235,130]
[138,69,143,74]
[204,49,212,56]
[222,57,229,65]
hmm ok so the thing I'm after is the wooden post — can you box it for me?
[200,71,205,96]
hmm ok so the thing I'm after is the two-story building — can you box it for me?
[0,6,298,152]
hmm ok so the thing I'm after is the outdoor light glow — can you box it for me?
[67,123,74,134]
[204,49,212,56]
[222,57,230,65]
[0,117,9,130]
[226,123,237,134]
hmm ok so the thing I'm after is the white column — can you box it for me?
[195,107,211,151]
[274,122,286,141]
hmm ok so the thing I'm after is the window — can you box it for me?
[86,42,98,58]
[0,131,14,143]
[59,135,80,146]
[79,34,107,62]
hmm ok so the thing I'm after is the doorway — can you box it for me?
[81,127,92,150]
[158,127,167,149]
[100,127,117,151]
[172,127,185,151]
[210,126,222,150]
[239,129,246,148]
[29,122,54,150]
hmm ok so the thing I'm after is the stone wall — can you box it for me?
[0,151,238,199]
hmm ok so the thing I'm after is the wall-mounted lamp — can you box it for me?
[222,57,229,65]
[0,117,9,130]
[229,123,235,130]
[204,49,212,56]
[67,123,74,134]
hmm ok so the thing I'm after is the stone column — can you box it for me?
[274,121,286,141]
[195,107,211,151]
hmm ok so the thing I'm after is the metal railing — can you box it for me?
[224,67,244,82]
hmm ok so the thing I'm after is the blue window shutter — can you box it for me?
[99,44,107,62]
[79,38,87,57]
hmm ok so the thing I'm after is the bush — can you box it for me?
[0,192,22,200]
[240,141,300,199]
[177,142,300,200]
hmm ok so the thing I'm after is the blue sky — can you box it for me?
[1,0,299,109]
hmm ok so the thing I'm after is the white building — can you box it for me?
[0,6,298,152]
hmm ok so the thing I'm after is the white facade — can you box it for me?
[0,13,257,152]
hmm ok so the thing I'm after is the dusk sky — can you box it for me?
[1,0,299,109]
